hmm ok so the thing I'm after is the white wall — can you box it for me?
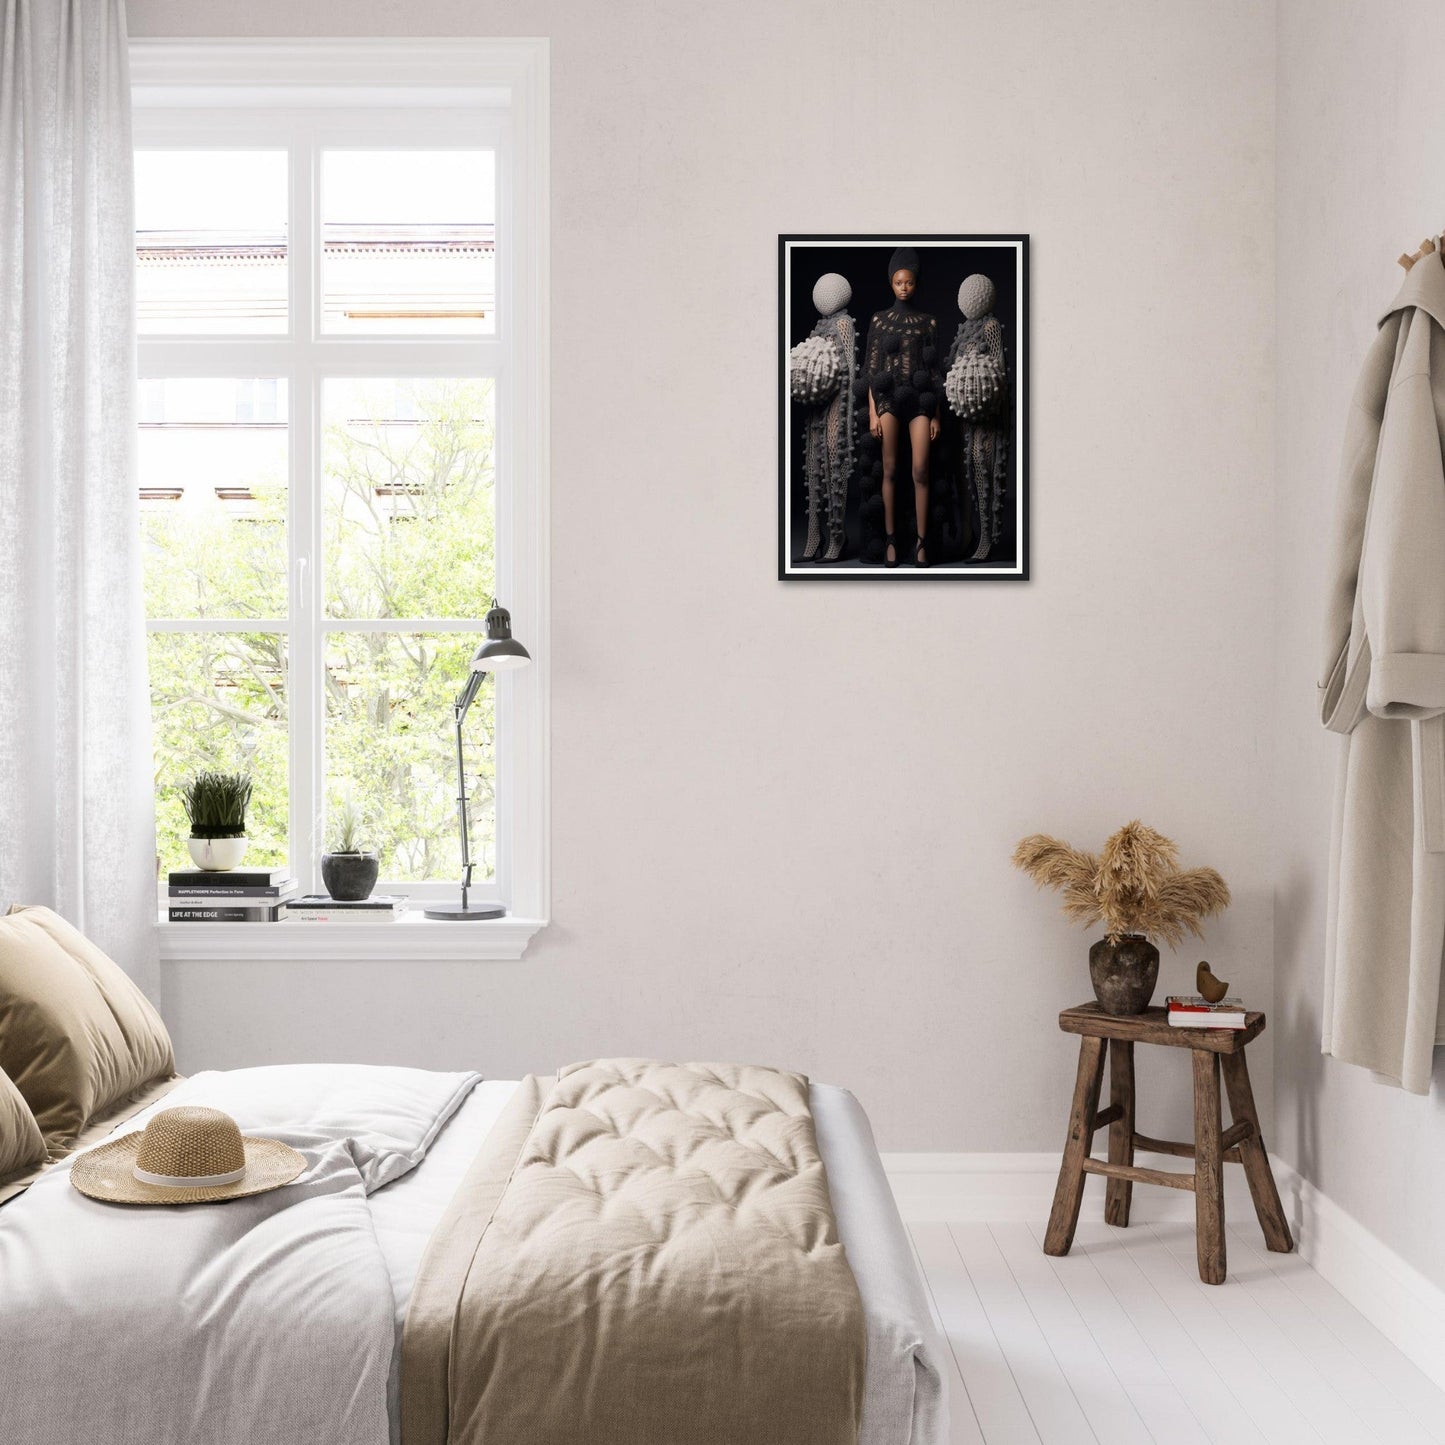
[1274,0,1445,1290]
[129,0,1277,1153]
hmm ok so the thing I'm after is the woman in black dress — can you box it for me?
[865,247,945,567]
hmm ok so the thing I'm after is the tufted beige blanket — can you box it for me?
[400,1059,866,1445]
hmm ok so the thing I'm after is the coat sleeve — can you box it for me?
[1361,314,1445,720]
[1319,321,1395,732]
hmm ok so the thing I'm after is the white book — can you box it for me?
[284,910,399,923]
[1168,1012,1246,1028]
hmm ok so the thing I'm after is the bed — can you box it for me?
[0,1062,948,1445]
[0,903,945,1445]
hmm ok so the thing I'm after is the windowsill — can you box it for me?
[156,912,546,962]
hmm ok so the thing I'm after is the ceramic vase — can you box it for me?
[320,851,380,902]
[1088,934,1160,1015]
[187,836,249,872]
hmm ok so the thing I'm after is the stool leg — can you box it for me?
[1192,1049,1226,1284]
[1104,1039,1135,1227]
[1045,1036,1106,1256]
[1221,1050,1294,1253]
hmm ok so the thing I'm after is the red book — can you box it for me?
[1165,994,1246,1028]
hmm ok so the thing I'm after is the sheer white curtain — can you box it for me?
[0,0,157,993]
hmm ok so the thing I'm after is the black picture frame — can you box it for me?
[778,233,1029,580]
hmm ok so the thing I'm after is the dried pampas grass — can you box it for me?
[1011,835,1102,927]
[1012,820,1230,947]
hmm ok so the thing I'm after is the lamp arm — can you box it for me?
[455,668,485,720]
[452,668,491,911]
[453,699,473,910]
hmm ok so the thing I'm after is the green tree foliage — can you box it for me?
[144,378,497,881]
[148,631,290,869]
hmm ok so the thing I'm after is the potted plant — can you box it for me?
[320,799,380,902]
[1012,820,1231,1015]
[182,771,253,872]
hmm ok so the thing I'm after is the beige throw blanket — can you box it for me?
[402,1059,867,1445]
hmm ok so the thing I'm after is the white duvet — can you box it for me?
[0,1065,477,1445]
[0,1067,946,1445]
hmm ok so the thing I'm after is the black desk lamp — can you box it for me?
[424,600,530,920]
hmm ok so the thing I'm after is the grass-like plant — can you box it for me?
[328,797,369,855]
[182,771,253,839]
[1012,819,1230,947]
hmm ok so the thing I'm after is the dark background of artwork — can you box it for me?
[782,239,1023,572]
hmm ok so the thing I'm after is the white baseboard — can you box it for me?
[883,1150,1445,1396]
[1271,1156,1445,1394]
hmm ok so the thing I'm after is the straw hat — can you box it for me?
[70,1105,306,1205]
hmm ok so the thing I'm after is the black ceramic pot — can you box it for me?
[1088,934,1160,1015]
[320,851,380,902]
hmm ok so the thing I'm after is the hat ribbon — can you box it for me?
[133,1163,247,1188]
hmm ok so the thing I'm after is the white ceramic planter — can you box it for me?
[187,836,249,871]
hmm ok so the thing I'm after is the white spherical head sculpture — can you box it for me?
[957,273,997,320]
[812,272,852,317]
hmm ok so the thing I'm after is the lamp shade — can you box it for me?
[470,601,531,673]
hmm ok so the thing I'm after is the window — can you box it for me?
[132,41,549,957]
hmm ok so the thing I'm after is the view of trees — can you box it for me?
[143,377,497,881]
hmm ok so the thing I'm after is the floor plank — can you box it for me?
[906,1210,1445,1445]
[987,1222,1155,1445]
[908,1225,950,1337]
[907,1227,986,1445]
[1019,1219,1212,1444]
[1222,1224,1437,1445]
[1113,1222,1324,1442]
[1148,1222,1372,1445]
[911,1223,1027,1445]
[950,1222,1098,1443]
[1060,1221,1274,1445]
[1223,1224,1445,1443]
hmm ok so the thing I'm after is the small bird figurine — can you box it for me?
[1196,961,1229,1004]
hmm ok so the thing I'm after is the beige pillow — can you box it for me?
[0,1064,46,1183]
[0,906,175,1146]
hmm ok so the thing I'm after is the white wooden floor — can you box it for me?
[909,1218,1445,1445]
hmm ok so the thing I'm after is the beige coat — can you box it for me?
[1321,251,1445,1093]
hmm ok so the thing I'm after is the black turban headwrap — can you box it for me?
[887,246,920,280]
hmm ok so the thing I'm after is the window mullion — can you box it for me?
[146,619,291,633]
[137,339,297,377]
[289,122,320,896]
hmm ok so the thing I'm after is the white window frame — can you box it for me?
[133,40,549,961]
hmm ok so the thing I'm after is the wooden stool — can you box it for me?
[1043,1002,1292,1284]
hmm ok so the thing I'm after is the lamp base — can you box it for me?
[423,902,507,921]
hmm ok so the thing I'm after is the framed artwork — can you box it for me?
[778,234,1028,580]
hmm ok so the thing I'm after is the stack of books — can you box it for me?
[1166,994,1248,1029]
[167,867,296,922]
[284,894,409,924]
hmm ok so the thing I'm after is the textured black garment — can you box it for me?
[865,301,944,421]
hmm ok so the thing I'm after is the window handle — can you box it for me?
[297,555,307,613]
